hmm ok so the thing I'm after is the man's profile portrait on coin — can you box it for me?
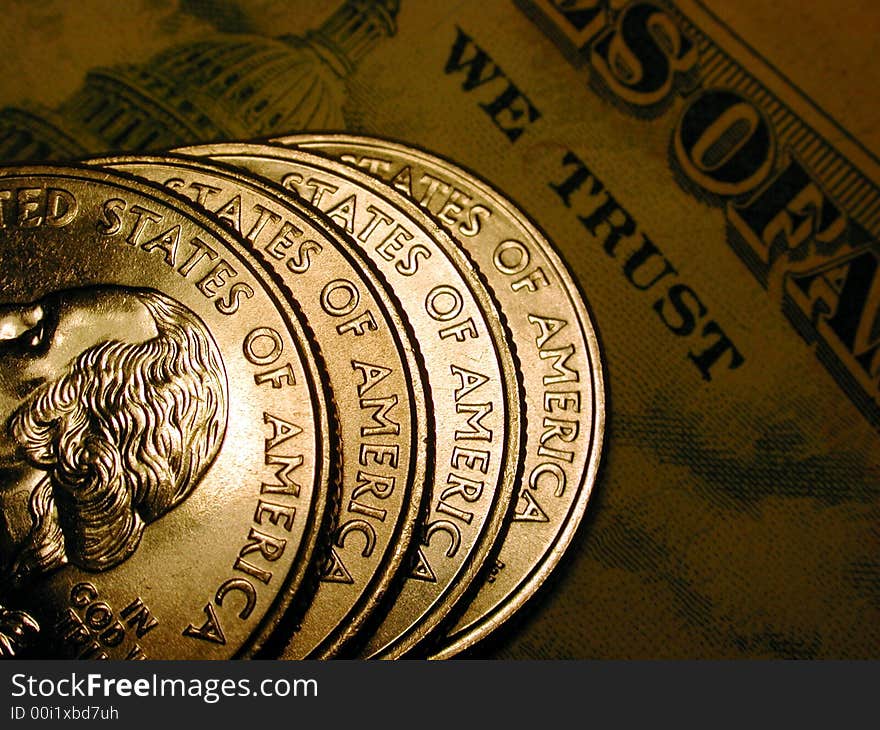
[0,285,228,656]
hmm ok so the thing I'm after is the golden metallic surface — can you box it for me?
[0,0,879,662]
[91,154,431,659]
[0,164,333,659]
[281,134,606,658]
[179,143,525,658]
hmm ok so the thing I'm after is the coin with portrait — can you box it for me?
[0,165,334,659]
[178,143,525,659]
[92,153,431,658]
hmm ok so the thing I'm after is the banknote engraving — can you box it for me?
[549,148,745,379]
[445,27,542,143]
[0,285,227,656]
[518,1,609,65]
[518,0,880,430]
[0,1,399,160]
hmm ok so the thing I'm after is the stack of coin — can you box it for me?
[0,134,605,659]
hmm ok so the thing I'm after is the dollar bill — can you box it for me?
[0,0,876,658]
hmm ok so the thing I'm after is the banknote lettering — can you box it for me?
[442,21,743,379]
[519,0,879,426]
[550,148,744,379]
[1,0,872,659]
[672,89,775,198]
[591,2,698,111]
[727,156,847,288]
[445,27,542,142]
[517,0,608,63]
[785,248,880,413]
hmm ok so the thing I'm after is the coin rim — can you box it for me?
[0,162,338,659]
[189,143,528,658]
[279,134,608,659]
[150,149,435,658]
[92,150,433,659]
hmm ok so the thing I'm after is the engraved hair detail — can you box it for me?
[9,479,64,582]
[9,289,227,583]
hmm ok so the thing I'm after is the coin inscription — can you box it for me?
[178,143,525,658]
[282,134,607,658]
[92,154,430,658]
[0,165,333,659]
